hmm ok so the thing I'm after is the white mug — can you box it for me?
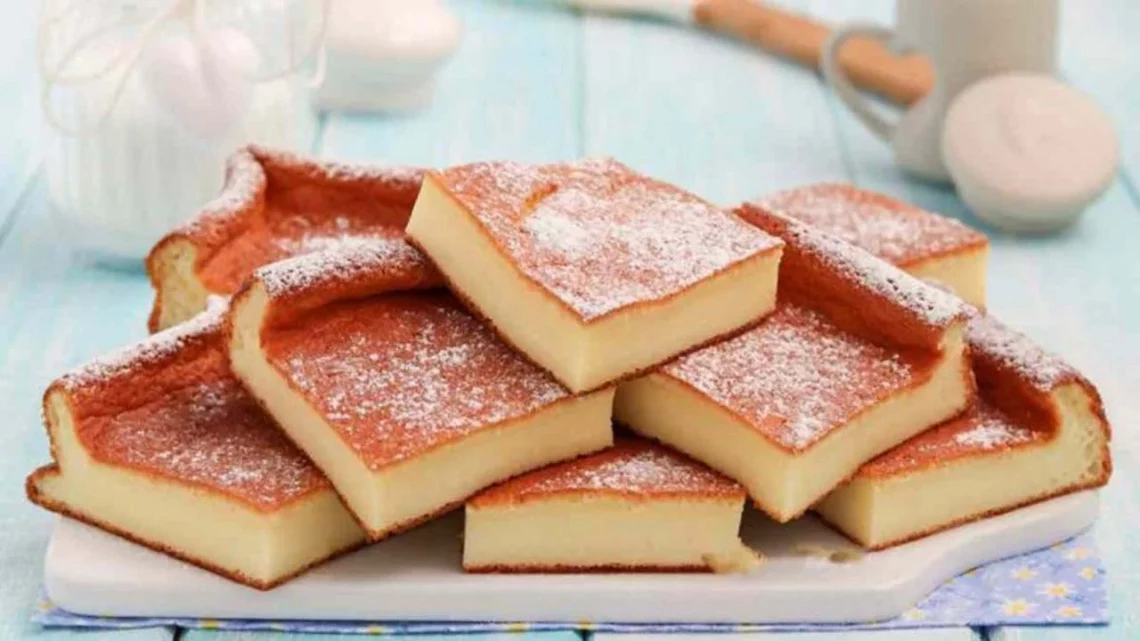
[822,0,1059,182]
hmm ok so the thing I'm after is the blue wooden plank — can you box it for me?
[580,7,847,201]
[0,0,41,237]
[0,187,165,641]
[1057,0,1140,188]
[318,0,581,165]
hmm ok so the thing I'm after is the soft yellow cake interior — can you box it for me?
[149,239,211,331]
[904,246,989,308]
[464,495,758,572]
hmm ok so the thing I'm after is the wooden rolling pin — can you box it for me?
[572,0,934,106]
[694,0,932,105]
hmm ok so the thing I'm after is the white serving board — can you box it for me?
[45,491,1097,624]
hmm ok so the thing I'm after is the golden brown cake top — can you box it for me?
[53,300,330,511]
[431,158,783,321]
[857,399,1046,478]
[663,304,927,452]
[755,184,988,266]
[147,146,422,307]
[263,292,570,470]
[471,438,743,506]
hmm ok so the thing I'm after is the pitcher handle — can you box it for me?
[821,23,900,141]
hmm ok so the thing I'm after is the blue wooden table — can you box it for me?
[2,1,1137,640]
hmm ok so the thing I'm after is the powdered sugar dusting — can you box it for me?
[270,216,400,255]
[784,215,967,327]
[91,378,327,508]
[523,441,740,497]
[59,297,229,392]
[665,304,918,451]
[255,236,432,298]
[859,400,1046,477]
[967,315,1074,391]
[270,295,569,469]
[440,158,782,320]
[759,184,986,264]
[953,415,1037,450]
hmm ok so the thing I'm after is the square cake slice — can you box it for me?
[755,184,989,306]
[406,158,784,392]
[229,238,615,540]
[26,299,365,590]
[615,208,974,522]
[147,146,422,331]
[464,438,760,573]
[815,315,1112,549]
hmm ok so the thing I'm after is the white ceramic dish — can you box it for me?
[44,490,1097,624]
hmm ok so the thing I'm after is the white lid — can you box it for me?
[942,73,1118,233]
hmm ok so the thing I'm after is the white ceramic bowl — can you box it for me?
[942,73,1118,233]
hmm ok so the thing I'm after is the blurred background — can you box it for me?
[2,1,1140,638]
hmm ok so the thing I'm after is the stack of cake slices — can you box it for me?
[26,148,1112,590]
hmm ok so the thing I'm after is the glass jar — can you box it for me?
[39,0,323,263]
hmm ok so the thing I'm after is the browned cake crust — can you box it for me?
[146,146,424,331]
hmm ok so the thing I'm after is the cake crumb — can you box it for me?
[703,546,764,574]
[794,543,863,564]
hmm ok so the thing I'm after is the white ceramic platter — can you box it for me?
[45,491,1098,624]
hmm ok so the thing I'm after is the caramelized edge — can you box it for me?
[736,201,969,352]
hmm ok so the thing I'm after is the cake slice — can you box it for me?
[816,315,1112,548]
[26,299,365,590]
[147,146,422,331]
[753,188,1111,547]
[406,158,784,392]
[228,237,615,540]
[615,208,974,522]
[756,184,989,306]
[465,438,760,573]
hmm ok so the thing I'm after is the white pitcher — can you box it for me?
[822,0,1059,182]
